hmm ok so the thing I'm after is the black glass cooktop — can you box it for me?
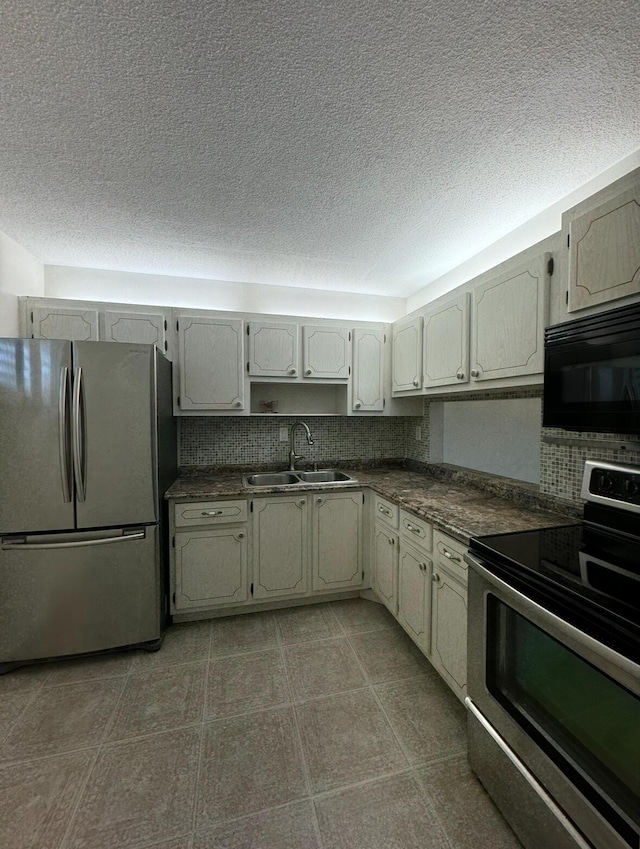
[469,522,640,663]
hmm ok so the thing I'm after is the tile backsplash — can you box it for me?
[179,416,411,468]
[179,397,640,509]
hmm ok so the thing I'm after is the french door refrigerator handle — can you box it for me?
[72,366,86,502]
[2,531,146,550]
[58,366,72,503]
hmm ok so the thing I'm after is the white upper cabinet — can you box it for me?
[101,310,169,356]
[470,252,548,383]
[30,306,99,341]
[351,328,384,411]
[248,321,299,377]
[423,293,470,389]
[302,325,350,379]
[177,315,245,411]
[564,169,640,313]
[392,316,422,392]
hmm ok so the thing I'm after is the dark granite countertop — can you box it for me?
[166,465,577,546]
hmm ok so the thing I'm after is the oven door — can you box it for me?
[466,555,640,849]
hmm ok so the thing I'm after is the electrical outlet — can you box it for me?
[279,427,288,442]
[415,426,422,441]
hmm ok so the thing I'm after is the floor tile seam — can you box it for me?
[0,678,45,751]
[406,761,461,849]
[43,670,133,690]
[129,831,196,849]
[100,720,207,750]
[191,722,206,836]
[190,796,317,836]
[131,655,212,673]
[308,761,426,803]
[279,632,353,649]
[204,696,295,724]
[0,742,102,772]
[367,681,414,767]
[289,683,373,708]
[280,643,314,800]
[56,744,103,849]
[208,643,284,661]
[98,670,134,746]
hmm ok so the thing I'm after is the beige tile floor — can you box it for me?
[0,598,523,849]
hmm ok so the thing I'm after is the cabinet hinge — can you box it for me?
[164,319,168,331]
[164,341,168,352]
[547,257,554,276]
[250,501,253,512]
[383,398,385,409]
[246,324,250,335]
[172,535,175,548]
[177,396,180,406]
[565,291,569,305]
[172,592,176,604]
[176,320,179,331]
[246,362,250,372]
[348,331,351,342]
[384,333,386,343]
[567,234,570,248]
[362,570,365,579]
[250,582,254,596]
[348,366,351,375]
[30,311,34,323]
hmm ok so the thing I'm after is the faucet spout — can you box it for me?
[288,421,314,471]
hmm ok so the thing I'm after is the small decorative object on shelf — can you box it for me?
[259,400,278,413]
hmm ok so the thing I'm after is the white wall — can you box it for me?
[44,266,405,322]
[0,232,44,336]
[406,148,640,314]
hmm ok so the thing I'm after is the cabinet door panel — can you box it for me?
[392,317,422,392]
[252,497,308,598]
[302,325,349,378]
[312,492,362,590]
[373,522,398,614]
[174,528,248,610]
[248,321,299,377]
[31,307,99,341]
[178,316,244,410]
[398,543,431,653]
[431,567,467,700]
[471,254,547,382]
[352,329,384,411]
[567,179,640,312]
[423,293,469,388]
[102,311,167,354]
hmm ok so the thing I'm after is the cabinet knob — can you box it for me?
[456,371,464,380]
[316,497,323,505]
[419,562,427,572]
[412,379,419,387]
[288,367,297,375]
[470,369,479,378]
[355,402,362,409]
[388,537,395,546]
[299,499,306,506]
[235,532,245,539]
[234,400,242,407]
[305,369,312,376]
[432,572,441,584]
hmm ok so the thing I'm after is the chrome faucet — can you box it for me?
[288,421,314,471]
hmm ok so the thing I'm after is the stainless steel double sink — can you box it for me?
[243,469,356,488]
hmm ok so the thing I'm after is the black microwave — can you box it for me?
[543,301,640,434]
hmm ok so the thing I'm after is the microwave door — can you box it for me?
[72,342,157,529]
[0,339,75,534]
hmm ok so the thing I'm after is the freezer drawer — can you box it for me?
[0,526,160,664]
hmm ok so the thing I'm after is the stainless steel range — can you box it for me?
[466,460,640,849]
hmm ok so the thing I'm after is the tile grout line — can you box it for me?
[189,621,215,835]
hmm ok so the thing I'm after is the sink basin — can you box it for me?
[296,470,353,483]
[242,469,356,487]
[244,472,301,486]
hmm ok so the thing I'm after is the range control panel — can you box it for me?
[582,460,640,512]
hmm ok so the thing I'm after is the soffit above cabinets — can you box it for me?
[1,0,639,297]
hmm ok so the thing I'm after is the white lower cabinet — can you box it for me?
[311,492,364,591]
[429,532,468,701]
[373,520,399,615]
[397,541,432,654]
[252,496,309,599]
[174,526,248,610]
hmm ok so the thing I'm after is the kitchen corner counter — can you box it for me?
[165,467,576,546]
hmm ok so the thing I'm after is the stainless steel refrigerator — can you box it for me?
[0,339,177,672]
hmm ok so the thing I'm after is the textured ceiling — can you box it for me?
[1,0,639,298]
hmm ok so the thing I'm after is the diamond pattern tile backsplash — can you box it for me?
[179,416,412,468]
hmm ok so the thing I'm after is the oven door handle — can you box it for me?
[465,697,594,849]
[465,552,640,693]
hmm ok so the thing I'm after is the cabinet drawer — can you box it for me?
[400,510,432,550]
[373,495,399,528]
[175,500,248,527]
[433,530,468,583]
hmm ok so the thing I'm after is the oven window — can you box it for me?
[487,598,640,840]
